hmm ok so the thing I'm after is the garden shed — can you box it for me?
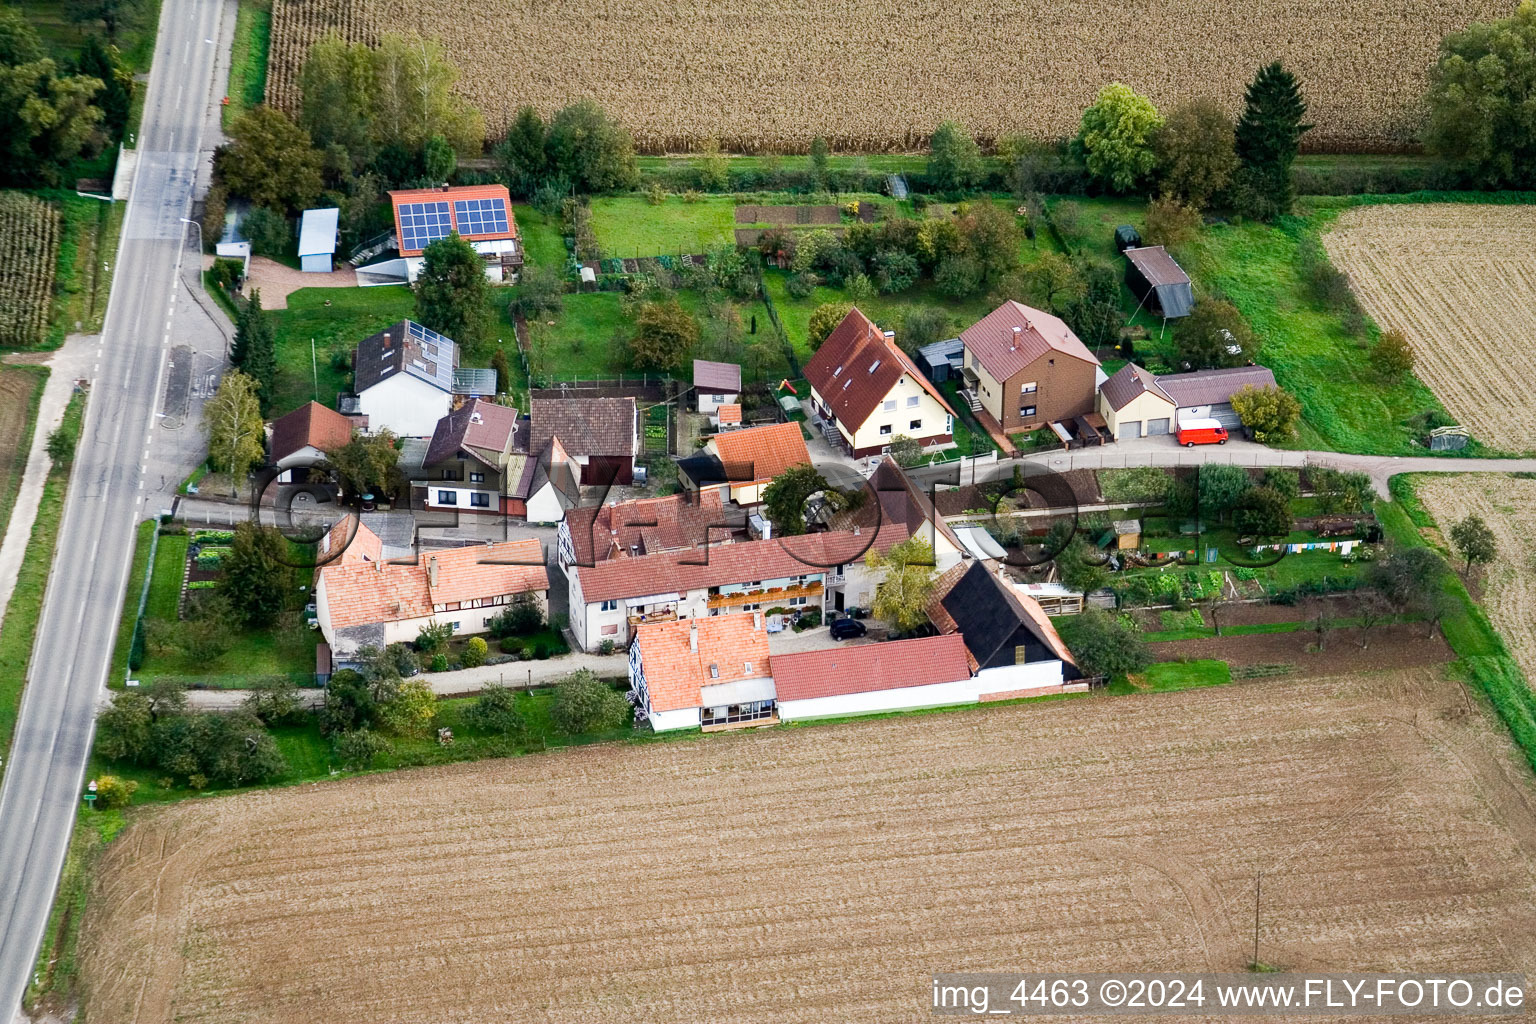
[1124,246,1193,319]
[298,207,339,273]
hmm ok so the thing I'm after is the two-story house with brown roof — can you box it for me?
[804,308,957,458]
[414,399,526,514]
[957,301,1102,435]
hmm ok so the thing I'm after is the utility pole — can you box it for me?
[1252,870,1262,968]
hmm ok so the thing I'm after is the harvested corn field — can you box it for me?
[1417,474,1536,683]
[1322,204,1536,452]
[266,0,1506,151]
[79,670,1536,1024]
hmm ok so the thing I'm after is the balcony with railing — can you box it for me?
[706,582,823,610]
[627,606,680,626]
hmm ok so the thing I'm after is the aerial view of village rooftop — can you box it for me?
[1,0,1535,1020]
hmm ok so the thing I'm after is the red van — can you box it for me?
[1177,418,1228,447]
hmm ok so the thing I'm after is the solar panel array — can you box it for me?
[453,197,510,236]
[398,201,452,251]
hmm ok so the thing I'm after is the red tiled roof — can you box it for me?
[633,616,771,712]
[529,397,638,459]
[319,515,382,566]
[320,537,548,631]
[959,300,1098,383]
[716,404,742,425]
[575,531,879,604]
[692,359,741,393]
[1099,363,1172,412]
[771,634,972,701]
[804,308,956,429]
[269,401,353,463]
[564,489,738,566]
[707,421,809,485]
[388,184,517,256]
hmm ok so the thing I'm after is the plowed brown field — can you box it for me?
[1322,204,1536,452]
[79,670,1536,1024]
[266,0,1506,152]
[1418,474,1536,683]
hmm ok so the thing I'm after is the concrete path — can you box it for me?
[239,256,358,309]
[0,337,96,628]
[911,436,1536,497]
[175,650,630,710]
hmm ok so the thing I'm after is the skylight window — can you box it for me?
[833,365,843,377]
[867,359,881,373]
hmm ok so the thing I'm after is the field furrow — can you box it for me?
[79,670,1536,1024]
[1323,204,1536,452]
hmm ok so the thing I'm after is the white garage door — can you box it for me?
[1210,404,1242,429]
[1121,420,1142,439]
[1147,418,1170,435]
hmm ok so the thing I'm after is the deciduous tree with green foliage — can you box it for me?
[1233,486,1292,537]
[1073,83,1162,193]
[1426,5,1536,189]
[1141,196,1202,248]
[203,371,265,496]
[495,105,550,197]
[625,297,699,372]
[223,522,295,629]
[551,670,630,734]
[0,9,104,186]
[1196,464,1252,523]
[808,302,854,349]
[547,99,638,193]
[465,682,526,737]
[66,0,141,40]
[866,536,938,632]
[1055,535,1109,596]
[76,35,133,139]
[321,429,402,501]
[367,33,483,156]
[1153,98,1238,209]
[299,31,376,176]
[1365,546,1449,614]
[1174,298,1255,369]
[1449,513,1497,577]
[927,120,983,192]
[415,232,492,350]
[1233,62,1311,219]
[1229,384,1301,444]
[1022,250,1085,314]
[1059,608,1149,679]
[218,106,325,213]
[955,202,1022,285]
[1099,467,1172,503]
[380,679,438,737]
[1310,467,1374,514]
[761,464,829,538]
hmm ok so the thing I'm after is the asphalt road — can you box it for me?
[0,0,225,1015]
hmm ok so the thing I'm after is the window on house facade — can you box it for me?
[883,399,896,410]
[1021,405,1037,418]
[601,624,618,635]
[906,395,920,407]
[880,424,893,435]
[452,621,461,630]
[470,493,490,508]
[909,419,922,431]
[1021,381,1038,394]
[441,468,460,480]
[600,599,618,611]
[469,471,485,483]
[701,700,776,726]
[437,490,457,505]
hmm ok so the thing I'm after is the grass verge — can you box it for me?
[1379,477,1536,770]
[223,0,271,127]
[107,520,156,683]
[0,390,85,773]
[1132,659,1231,691]
[24,807,127,1015]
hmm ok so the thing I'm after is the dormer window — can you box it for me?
[709,663,720,678]
[744,661,754,674]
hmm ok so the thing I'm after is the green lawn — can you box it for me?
[512,203,568,270]
[0,391,83,776]
[1134,659,1231,691]
[591,196,738,256]
[517,290,629,379]
[270,285,415,414]
[223,0,271,127]
[144,533,186,621]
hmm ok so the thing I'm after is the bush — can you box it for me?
[379,679,438,737]
[416,621,453,653]
[597,638,616,655]
[464,683,525,737]
[1099,467,1172,503]
[550,670,631,735]
[462,636,489,668]
[797,608,822,628]
[488,596,545,638]
[128,619,146,671]
[335,727,389,770]
[431,653,449,672]
[94,774,138,809]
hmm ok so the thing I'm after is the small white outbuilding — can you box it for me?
[298,207,339,273]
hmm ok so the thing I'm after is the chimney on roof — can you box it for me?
[883,330,895,340]
[1011,325,1022,351]
[753,611,762,631]
[382,332,391,349]
[427,555,439,589]
[689,622,698,652]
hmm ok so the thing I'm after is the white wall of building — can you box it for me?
[848,375,952,452]
[357,373,450,438]
[526,481,567,524]
[422,483,498,512]
[778,660,1065,722]
[697,391,738,415]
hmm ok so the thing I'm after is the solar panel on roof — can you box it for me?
[398,200,452,250]
[452,197,509,236]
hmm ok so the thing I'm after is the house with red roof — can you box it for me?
[804,308,957,459]
[958,300,1102,436]
[678,420,811,507]
[629,616,775,732]
[314,518,548,658]
[414,399,527,515]
[267,401,355,482]
[382,184,522,283]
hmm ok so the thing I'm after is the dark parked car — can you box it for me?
[829,617,867,640]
